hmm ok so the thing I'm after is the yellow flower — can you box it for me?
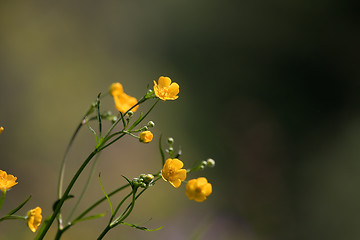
[161,158,187,188]
[139,131,153,143]
[0,170,18,192]
[0,126,4,134]
[153,76,179,100]
[186,177,212,202]
[27,207,42,232]
[110,82,139,114]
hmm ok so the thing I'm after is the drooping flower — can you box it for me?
[0,170,18,192]
[139,131,153,143]
[161,158,187,188]
[110,82,139,113]
[186,177,212,202]
[153,76,179,100]
[27,207,42,232]
[0,126,4,134]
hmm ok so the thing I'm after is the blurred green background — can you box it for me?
[1,0,360,239]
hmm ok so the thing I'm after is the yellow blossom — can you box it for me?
[0,126,3,134]
[0,170,18,192]
[161,158,187,188]
[139,131,153,143]
[27,207,42,232]
[110,82,139,113]
[153,76,179,100]
[186,177,212,202]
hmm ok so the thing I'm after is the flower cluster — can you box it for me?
[0,76,213,239]
[161,156,213,202]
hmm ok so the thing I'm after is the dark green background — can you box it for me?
[1,0,360,239]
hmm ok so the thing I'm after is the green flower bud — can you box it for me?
[201,160,207,167]
[147,121,155,128]
[168,137,174,144]
[142,126,149,131]
[140,183,147,188]
[168,147,174,152]
[143,174,154,184]
[206,158,215,167]
[127,111,134,117]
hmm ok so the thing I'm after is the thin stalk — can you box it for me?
[73,183,130,222]
[35,149,98,240]
[0,190,6,212]
[97,225,111,240]
[66,153,101,223]
[0,215,25,222]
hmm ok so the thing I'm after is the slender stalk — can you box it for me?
[0,215,25,221]
[97,225,111,240]
[58,122,83,199]
[66,153,101,223]
[0,190,6,212]
[56,183,131,237]
[36,149,98,240]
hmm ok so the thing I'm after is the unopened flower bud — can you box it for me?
[139,131,153,143]
[140,182,147,188]
[142,126,149,131]
[168,147,174,152]
[168,137,174,144]
[147,121,155,128]
[201,160,207,167]
[0,126,4,134]
[206,158,215,167]
[127,111,133,117]
[143,174,154,184]
[111,116,118,123]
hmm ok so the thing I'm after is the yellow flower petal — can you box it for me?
[158,76,172,88]
[0,126,4,134]
[109,82,124,96]
[167,83,180,99]
[113,91,139,114]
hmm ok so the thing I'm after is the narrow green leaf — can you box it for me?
[121,222,163,231]
[6,195,31,216]
[72,212,106,224]
[98,173,113,215]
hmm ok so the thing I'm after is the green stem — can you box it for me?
[66,153,101,223]
[0,214,25,222]
[0,190,6,212]
[36,149,98,240]
[97,225,111,240]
